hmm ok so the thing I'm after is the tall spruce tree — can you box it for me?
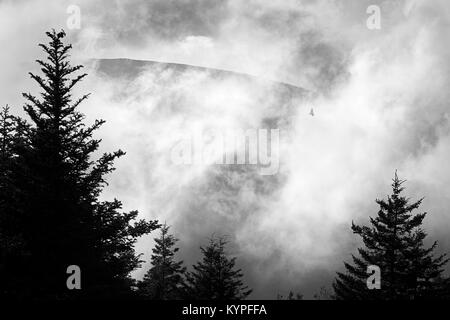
[185,236,252,300]
[16,29,159,299]
[138,223,186,299]
[333,172,450,300]
[1,106,21,296]
[0,106,30,298]
[0,106,17,252]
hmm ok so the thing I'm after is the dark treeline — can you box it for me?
[1,30,449,300]
[136,225,251,300]
[0,30,251,300]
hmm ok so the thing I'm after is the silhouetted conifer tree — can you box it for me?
[0,106,18,250]
[14,29,159,299]
[185,236,252,300]
[0,105,30,298]
[334,172,450,300]
[138,223,186,299]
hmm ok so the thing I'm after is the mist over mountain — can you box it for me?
[86,58,313,298]
[93,58,308,127]
[2,0,450,300]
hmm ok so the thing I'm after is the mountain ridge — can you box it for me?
[90,58,308,95]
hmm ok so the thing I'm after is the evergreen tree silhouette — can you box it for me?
[138,223,186,299]
[0,105,30,298]
[0,106,19,253]
[185,236,252,300]
[14,29,159,299]
[333,171,450,300]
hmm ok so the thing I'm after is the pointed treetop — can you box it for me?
[392,170,406,196]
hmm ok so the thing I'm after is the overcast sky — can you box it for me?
[1,0,450,298]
